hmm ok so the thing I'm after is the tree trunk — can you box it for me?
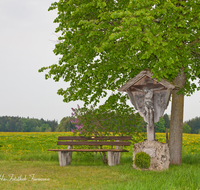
[169,69,186,165]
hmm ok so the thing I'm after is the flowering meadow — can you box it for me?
[155,133,200,154]
[0,132,199,161]
[0,132,200,190]
[0,132,74,161]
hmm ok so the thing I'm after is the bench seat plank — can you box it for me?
[57,141,131,146]
[48,149,129,152]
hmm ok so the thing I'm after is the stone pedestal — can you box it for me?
[133,140,170,171]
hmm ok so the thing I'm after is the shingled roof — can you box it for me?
[118,70,175,92]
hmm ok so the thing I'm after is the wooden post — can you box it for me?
[166,128,169,143]
[100,145,107,164]
[147,124,155,141]
[115,140,121,164]
[67,140,73,160]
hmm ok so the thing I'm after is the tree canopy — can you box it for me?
[39,0,200,110]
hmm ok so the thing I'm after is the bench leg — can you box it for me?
[58,151,72,166]
[108,151,120,166]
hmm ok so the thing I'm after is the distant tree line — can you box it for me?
[0,114,199,133]
[137,113,200,134]
[185,117,200,134]
[0,116,58,132]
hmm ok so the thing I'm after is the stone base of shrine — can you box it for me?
[133,140,170,171]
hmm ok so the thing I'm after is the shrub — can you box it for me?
[70,104,143,137]
[134,151,151,169]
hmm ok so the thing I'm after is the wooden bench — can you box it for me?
[48,136,132,166]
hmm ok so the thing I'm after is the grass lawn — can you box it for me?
[0,132,200,190]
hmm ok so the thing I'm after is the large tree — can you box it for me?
[39,0,200,164]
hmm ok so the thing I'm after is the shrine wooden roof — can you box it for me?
[118,70,175,92]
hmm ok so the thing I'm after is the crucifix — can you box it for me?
[118,70,175,141]
[129,86,164,140]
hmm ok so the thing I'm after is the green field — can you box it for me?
[0,132,200,190]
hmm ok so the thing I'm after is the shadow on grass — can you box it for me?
[71,152,133,166]
[0,151,133,167]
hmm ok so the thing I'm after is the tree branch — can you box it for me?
[192,50,200,59]
[189,35,200,47]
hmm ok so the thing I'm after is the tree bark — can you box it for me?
[169,69,186,165]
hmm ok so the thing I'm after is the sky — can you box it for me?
[0,0,200,123]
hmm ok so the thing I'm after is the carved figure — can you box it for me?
[156,92,165,107]
[133,86,164,128]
